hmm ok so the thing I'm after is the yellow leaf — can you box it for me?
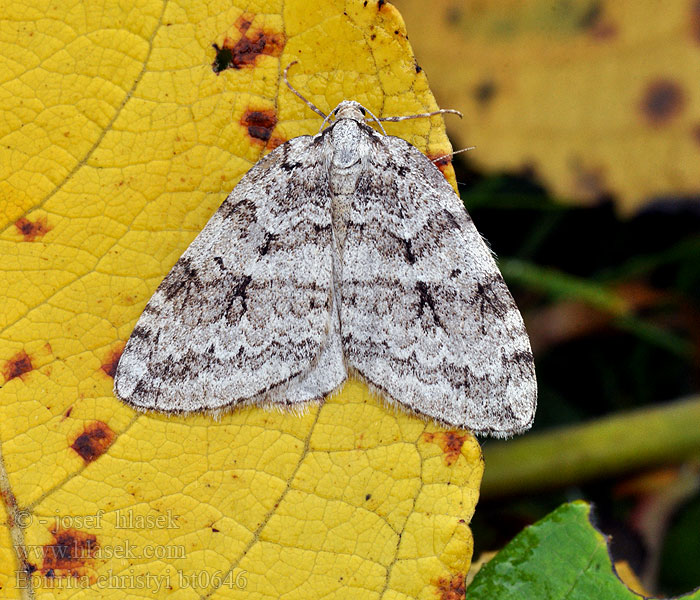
[395,0,700,215]
[614,560,651,597]
[0,0,481,598]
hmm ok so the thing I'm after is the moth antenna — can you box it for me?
[377,108,463,122]
[283,62,327,120]
[361,105,387,136]
[319,110,336,132]
[431,146,476,164]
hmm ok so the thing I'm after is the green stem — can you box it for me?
[480,396,700,498]
[499,258,693,358]
[499,258,628,314]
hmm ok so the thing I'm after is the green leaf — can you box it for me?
[467,501,700,600]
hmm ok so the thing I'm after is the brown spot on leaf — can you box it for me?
[422,431,466,466]
[3,350,33,383]
[15,216,52,241]
[241,109,278,143]
[445,5,464,25]
[268,136,287,150]
[577,3,617,39]
[0,487,20,529]
[693,124,700,146]
[22,562,38,580]
[62,406,74,420]
[100,343,125,378]
[640,79,686,126]
[212,15,285,73]
[427,152,453,177]
[691,0,700,44]
[234,14,253,31]
[576,2,602,28]
[474,80,497,106]
[41,527,98,581]
[588,20,617,40]
[377,0,387,9]
[70,421,115,463]
[433,573,466,600]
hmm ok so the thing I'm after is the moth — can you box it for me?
[114,66,537,437]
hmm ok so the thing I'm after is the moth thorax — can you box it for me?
[327,118,367,257]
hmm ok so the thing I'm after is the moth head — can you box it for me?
[331,101,367,122]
